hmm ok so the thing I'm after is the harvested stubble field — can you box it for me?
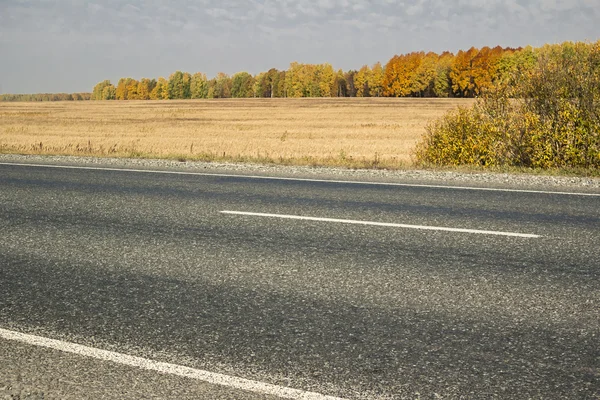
[0,98,472,169]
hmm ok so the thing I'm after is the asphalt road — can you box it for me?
[0,163,599,399]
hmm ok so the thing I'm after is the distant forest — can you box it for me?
[0,41,594,101]
[90,46,526,100]
[0,92,91,102]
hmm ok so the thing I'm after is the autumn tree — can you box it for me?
[116,78,139,100]
[383,52,424,97]
[496,46,536,86]
[150,77,169,100]
[168,71,192,99]
[317,63,335,97]
[355,65,372,97]
[370,62,384,97]
[286,62,320,97]
[275,71,287,97]
[285,62,310,97]
[115,78,128,100]
[344,70,357,97]
[253,68,282,98]
[285,62,336,97]
[190,72,209,99]
[92,80,114,100]
[209,73,232,98]
[253,72,267,98]
[433,52,454,97]
[333,69,348,97]
[253,70,275,97]
[409,52,438,97]
[231,72,255,98]
[355,62,386,97]
[126,78,140,99]
[470,46,504,95]
[183,72,192,98]
[267,68,282,98]
[101,85,116,100]
[137,78,156,100]
[450,47,479,97]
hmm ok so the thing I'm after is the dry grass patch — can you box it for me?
[0,98,472,169]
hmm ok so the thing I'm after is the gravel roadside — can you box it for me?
[1,154,599,192]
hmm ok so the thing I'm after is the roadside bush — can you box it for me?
[415,41,600,169]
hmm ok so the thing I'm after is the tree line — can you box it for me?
[91,45,534,101]
[0,42,586,102]
[0,92,91,102]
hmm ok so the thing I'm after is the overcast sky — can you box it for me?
[1,0,599,94]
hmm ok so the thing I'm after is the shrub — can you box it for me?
[415,41,600,170]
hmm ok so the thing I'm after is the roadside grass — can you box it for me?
[0,98,471,170]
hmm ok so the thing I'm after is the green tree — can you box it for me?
[92,80,113,100]
[433,52,454,97]
[231,72,255,98]
[496,46,536,87]
[101,85,116,100]
[212,73,232,98]
[275,71,287,97]
[253,68,281,98]
[168,71,191,99]
[253,72,268,97]
[267,68,282,98]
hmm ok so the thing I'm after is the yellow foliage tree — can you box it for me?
[383,52,424,97]
[355,65,372,97]
[149,77,169,100]
[369,62,384,97]
[450,47,479,97]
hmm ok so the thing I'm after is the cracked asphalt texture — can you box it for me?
[0,160,599,399]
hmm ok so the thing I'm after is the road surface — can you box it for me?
[0,162,598,399]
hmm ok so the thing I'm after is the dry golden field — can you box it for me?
[0,98,473,169]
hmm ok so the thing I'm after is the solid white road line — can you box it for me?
[0,328,346,400]
[221,211,541,238]
[1,161,599,197]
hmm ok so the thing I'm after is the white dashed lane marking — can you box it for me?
[221,211,541,238]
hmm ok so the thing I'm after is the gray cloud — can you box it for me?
[1,0,599,93]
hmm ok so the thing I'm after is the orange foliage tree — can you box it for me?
[383,52,424,97]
